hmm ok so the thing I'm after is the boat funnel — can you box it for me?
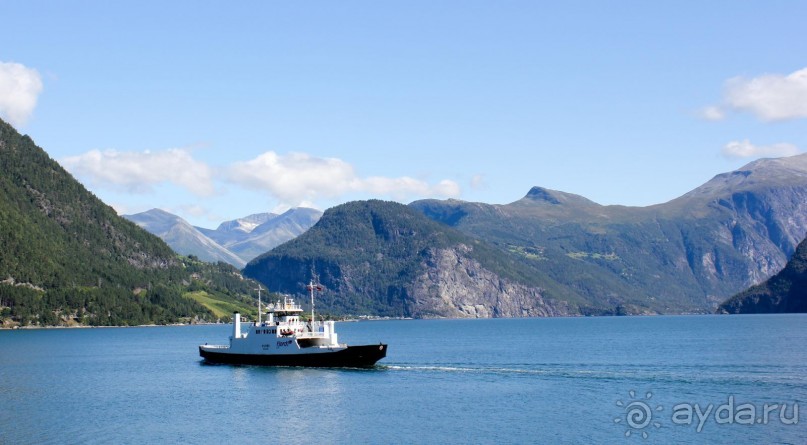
[233,312,241,339]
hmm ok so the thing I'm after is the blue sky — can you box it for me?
[2,1,806,228]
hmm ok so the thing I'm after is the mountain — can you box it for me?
[197,212,277,247]
[718,236,807,313]
[0,118,260,327]
[411,154,807,313]
[243,200,579,318]
[216,212,276,234]
[223,208,322,262]
[125,209,246,267]
[126,208,322,268]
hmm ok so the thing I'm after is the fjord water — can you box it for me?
[1,315,804,444]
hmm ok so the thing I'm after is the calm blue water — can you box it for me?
[1,315,804,444]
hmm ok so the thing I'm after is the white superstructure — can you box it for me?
[201,281,345,356]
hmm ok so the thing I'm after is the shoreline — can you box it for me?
[0,321,227,331]
[0,314,422,330]
[3,312,787,331]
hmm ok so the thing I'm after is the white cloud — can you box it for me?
[227,152,356,203]
[63,147,460,212]
[721,139,801,159]
[723,67,807,121]
[62,148,215,196]
[0,61,43,127]
[697,105,725,121]
[176,204,212,218]
[470,174,487,190]
[227,151,461,206]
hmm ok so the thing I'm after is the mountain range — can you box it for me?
[410,154,807,313]
[4,111,806,324]
[124,208,322,268]
[243,154,807,317]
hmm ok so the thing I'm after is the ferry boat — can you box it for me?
[199,281,387,367]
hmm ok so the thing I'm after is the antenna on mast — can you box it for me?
[306,276,322,323]
[255,284,264,325]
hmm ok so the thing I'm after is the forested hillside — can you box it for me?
[0,118,258,327]
[244,200,580,318]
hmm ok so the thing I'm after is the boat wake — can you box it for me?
[379,364,806,387]
[381,364,590,377]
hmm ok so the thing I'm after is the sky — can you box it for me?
[1,0,806,228]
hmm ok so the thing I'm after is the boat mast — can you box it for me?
[309,280,315,324]
[306,279,322,324]
[255,284,263,325]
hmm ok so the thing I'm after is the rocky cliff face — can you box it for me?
[408,246,571,318]
[675,155,807,279]
[719,186,807,279]
[247,244,573,319]
[666,181,807,305]
[718,235,807,314]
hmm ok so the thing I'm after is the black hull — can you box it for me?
[199,344,387,368]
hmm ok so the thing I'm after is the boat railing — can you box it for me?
[201,344,228,349]
[267,301,302,312]
[295,321,329,338]
[297,332,326,339]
